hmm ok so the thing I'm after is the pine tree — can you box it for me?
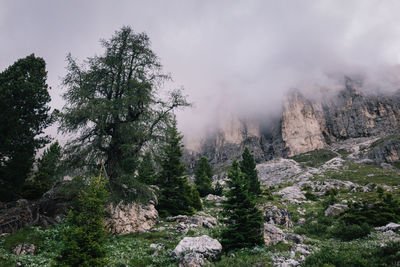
[221,159,264,252]
[156,120,202,216]
[240,147,261,197]
[194,156,213,197]
[213,181,223,196]
[57,173,109,266]
[0,54,53,201]
[22,141,62,199]
[137,152,156,185]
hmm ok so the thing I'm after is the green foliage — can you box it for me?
[58,26,189,181]
[0,54,53,201]
[339,191,400,227]
[305,191,318,201]
[322,162,400,185]
[213,181,223,196]
[240,147,261,196]
[22,141,63,199]
[221,160,264,251]
[305,241,400,267]
[331,222,371,241]
[290,149,337,168]
[156,120,201,216]
[137,152,156,185]
[194,156,213,197]
[215,247,272,266]
[57,175,109,266]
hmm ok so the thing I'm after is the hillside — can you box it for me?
[1,134,400,266]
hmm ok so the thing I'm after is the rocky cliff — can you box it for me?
[184,78,400,169]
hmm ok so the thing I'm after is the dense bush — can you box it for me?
[331,222,371,241]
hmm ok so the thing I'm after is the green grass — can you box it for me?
[337,149,351,158]
[320,162,400,185]
[214,246,273,267]
[290,149,337,168]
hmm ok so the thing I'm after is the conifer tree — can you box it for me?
[221,159,264,251]
[156,120,202,216]
[57,173,109,266]
[194,156,213,197]
[137,152,156,185]
[22,141,63,199]
[240,147,261,196]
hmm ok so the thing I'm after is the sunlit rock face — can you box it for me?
[184,77,400,169]
[281,90,326,156]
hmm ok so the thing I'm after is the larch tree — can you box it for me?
[58,26,189,187]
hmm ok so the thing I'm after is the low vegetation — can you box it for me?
[290,149,337,168]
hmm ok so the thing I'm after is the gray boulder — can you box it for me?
[324,204,348,217]
[274,186,306,201]
[375,222,400,232]
[12,243,36,255]
[179,252,209,267]
[264,223,285,246]
[262,205,293,228]
[172,235,222,260]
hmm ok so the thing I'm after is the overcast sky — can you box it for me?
[2,1,400,144]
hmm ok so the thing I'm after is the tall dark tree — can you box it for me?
[156,120,201,216]
[59,26,189,182]
[194,156,213,197]
[240,147,261,196]
[221,159,264,251]
[0,54,53,201]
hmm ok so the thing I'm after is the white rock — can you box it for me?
[178,252,208,267]
[274,186,306,200]
[105,202,158,234]
[264,223,285,246]
[375,222,400,232]
[324,204,348,217]
[12,243,35,255]
[172,235,222,259]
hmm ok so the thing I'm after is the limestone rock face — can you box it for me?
[368,138,400,163]
[183,78,400,168]
[105,201,158,234]
[172,235,222,259]
[282,91,327,156]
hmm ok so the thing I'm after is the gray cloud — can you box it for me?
[1,0,400,145]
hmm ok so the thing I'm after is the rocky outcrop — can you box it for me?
[274,186,306,201]
[172,235,222,260]
[184,78,400,169]
[263,223,285,246]
[375,222,400,232]
[105,201,158,234]
[261,205,293,228]
[12,243,36,255]
[324,204,348,217]
[166,212,218,229]
[368,138,400,163]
